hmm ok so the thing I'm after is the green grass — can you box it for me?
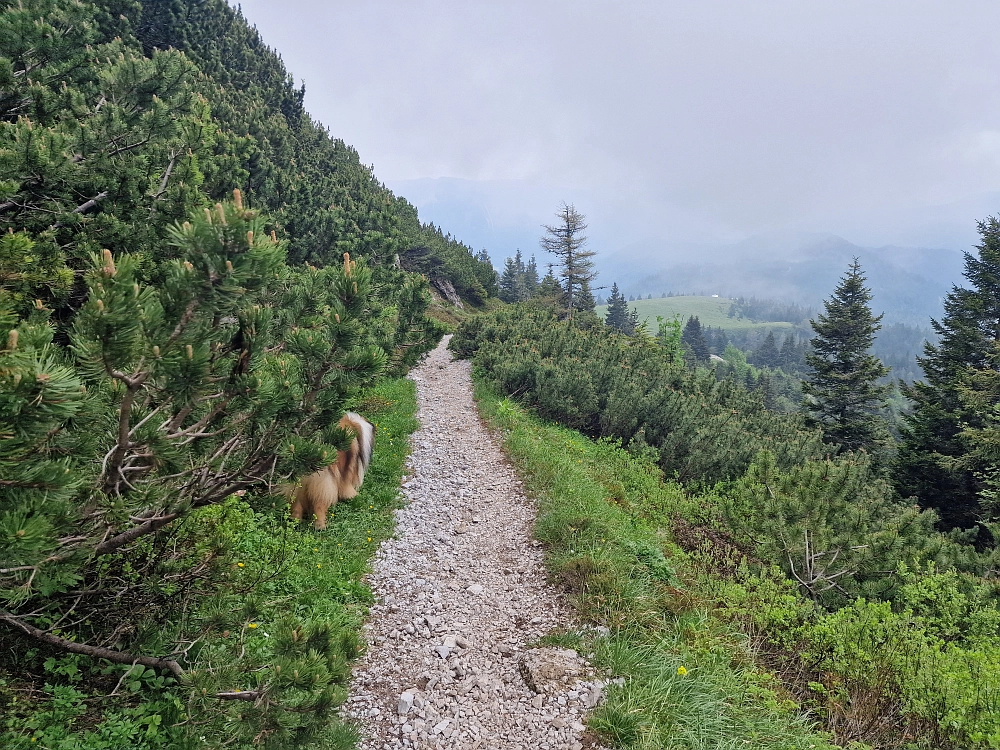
[475,380,835,750]
[596,296,795,332]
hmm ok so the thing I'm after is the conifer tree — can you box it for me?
[604,283,629,332]
[539,203,595,317]
[536,267,564,300]
[897,218,1000,529]
[682,316,710,363]
[780,334,799,370]
[753,331,781,368]
[524,255,539,296]
[803,259,890,455]
[499,250,528,303]
[1,195,386,744]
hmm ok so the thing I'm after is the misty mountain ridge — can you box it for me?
[599,232,966,327]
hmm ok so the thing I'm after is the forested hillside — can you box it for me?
[0,0,495,746]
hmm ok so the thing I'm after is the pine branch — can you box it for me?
[93,513,181,556]
[148,150,178,217]
[215,691,262,702]
[0,610,184,678]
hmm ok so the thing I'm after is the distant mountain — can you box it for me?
[598,232,966,327]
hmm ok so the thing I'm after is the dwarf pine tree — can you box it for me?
[803,259,891,456]
[1,194,386,745]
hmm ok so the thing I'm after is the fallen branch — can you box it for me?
[93,512,180,556]
[0,610,183,679]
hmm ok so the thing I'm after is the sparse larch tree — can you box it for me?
[803,259,891,455]
[539,203,596,317]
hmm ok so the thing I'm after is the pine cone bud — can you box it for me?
[226,260,234,273]
[246,230,254,245]
[6,329,17,350]
[186,344,193,359]
[343,252,351,277]
[335,314,340,323]
[101,249,116,276]
[215,203,226,224]
[233,188,243,210]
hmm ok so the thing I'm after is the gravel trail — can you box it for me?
[345,337,603,750]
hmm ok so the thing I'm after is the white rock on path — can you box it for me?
[346,336,605,749]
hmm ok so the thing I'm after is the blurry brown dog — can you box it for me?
[287,412,374,530]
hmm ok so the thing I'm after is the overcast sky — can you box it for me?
[237,0,1000,261]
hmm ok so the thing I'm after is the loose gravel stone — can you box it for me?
[347,336,604,749]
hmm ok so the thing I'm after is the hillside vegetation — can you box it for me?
[0,0,496,746]
[453,303,1000,749]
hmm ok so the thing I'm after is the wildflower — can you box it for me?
[313,548,318,552]
[367,537,372,542]
[677,665,688,676]
[317,564,322,569]
[237,562,244,568]
[248,623,258,629]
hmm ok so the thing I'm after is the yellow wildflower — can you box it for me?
[677,666,688,676]
[237,562,244,568]
[248,623,258,629]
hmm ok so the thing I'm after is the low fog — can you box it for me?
[236,0,1000,320]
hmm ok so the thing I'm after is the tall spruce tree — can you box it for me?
[524,254,539,296]
[897,217,1000,530]
[539,203,596,317]
[803,259,890,455]
[753,331,781,368]
[499,250,528,303]
[605,283,630,332]
[682,316,710,363]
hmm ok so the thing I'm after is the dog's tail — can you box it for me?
[339,412,374,490]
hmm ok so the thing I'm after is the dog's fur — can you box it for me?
[287,412,374,530]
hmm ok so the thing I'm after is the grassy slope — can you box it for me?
[0,378,418,750]
[474,379,835,750]
[596,296,795,332]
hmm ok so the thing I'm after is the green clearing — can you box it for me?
[474,380,835,750]
[596,296,795,332]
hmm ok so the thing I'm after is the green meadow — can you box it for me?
[596,295,796,332]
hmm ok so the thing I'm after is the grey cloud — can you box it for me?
[237,0,1000,258]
